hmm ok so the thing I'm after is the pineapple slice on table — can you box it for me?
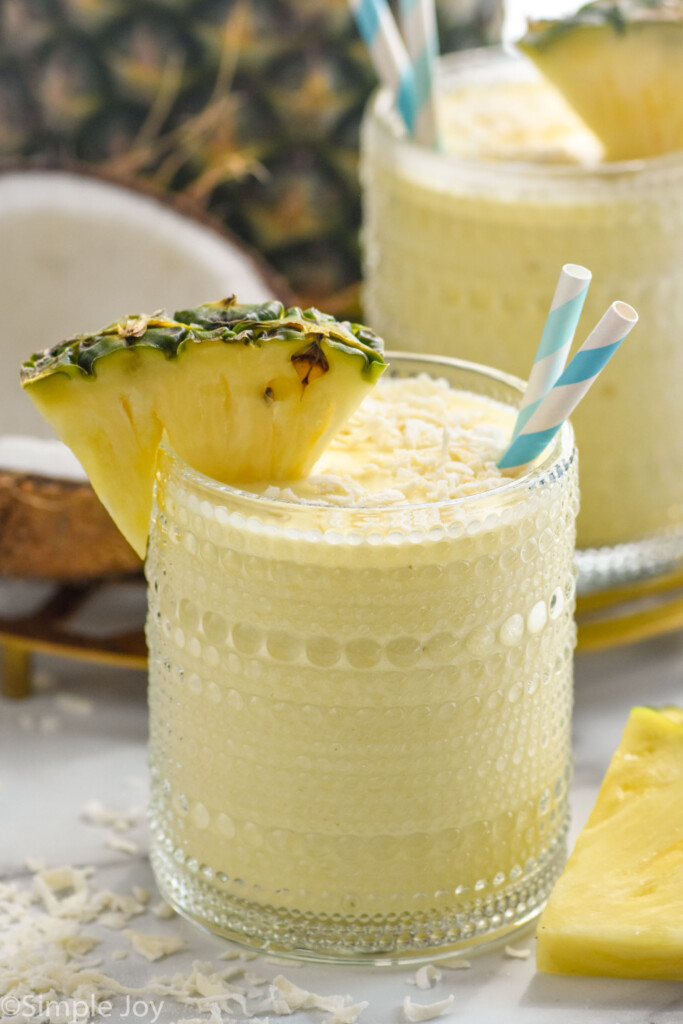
[537,706,683,979]
[20,297,386,559]
[519,0,683,161]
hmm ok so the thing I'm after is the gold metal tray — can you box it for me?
[0,578,146,698]
[3,568,683,699]
[575,566,683,652]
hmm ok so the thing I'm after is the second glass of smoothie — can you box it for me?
[147,353,577,962]
[362,48,683,589]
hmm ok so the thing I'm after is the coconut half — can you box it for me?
[0,167,289,580]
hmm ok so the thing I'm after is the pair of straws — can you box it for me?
[498,266,638,470]
[348,0,440,146]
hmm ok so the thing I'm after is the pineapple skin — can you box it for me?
[519,0,683,162]
[0,0,502,315]
[537,706,683,979]
[21,302,386,557]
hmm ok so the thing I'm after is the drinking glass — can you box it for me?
[362,48,683,590]
[147,353,577,962]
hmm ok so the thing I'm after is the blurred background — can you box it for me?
[0,0,581,320]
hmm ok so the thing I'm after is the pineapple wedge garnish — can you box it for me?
[537,705,683,979]
[519,0,683,161]
[21,298,386,558]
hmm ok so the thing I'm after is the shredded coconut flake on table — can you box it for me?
[54,694,94,716]
[25,857,46,874]
[327,1000,370,1023]
[244,971,267,986]
[122,929,185,962]
[82,799,140,832]
[33,867,91,919]
[104,834,140,856]
[2,862,376,1023]
[151,899,175,919]
[403,993,455,1021]
[410,965,442,989]
[438,958,471,970]
[257,974,353,1017]
[504,945,531,960]
[39,715,60,734]
[34,669,57,692]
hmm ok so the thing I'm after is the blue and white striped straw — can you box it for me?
[348,0,417,133]
[512,264,591,440]
[498,301,638,470]
[398,0,440,147]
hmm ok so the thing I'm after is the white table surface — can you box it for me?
[2,634,683,1024]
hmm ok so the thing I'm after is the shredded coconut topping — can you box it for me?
[441,78,603,164]
[258,375,516,508]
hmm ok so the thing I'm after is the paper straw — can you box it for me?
[348,0,417,133]
[512,264,592,439]
[398,0,440,147]
[498,301,638,470]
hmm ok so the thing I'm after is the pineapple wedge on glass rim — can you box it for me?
[20,297,386,559]
[519,0,683,161]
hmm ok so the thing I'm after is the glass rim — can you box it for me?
[160,351,575,522]
[367,45,683,180]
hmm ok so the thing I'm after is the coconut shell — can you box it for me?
[0,470,140,580]
[0,162,292,581]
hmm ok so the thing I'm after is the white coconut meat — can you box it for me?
[0,169,282,445]
[0,435,86,480]
[0,169,285,578]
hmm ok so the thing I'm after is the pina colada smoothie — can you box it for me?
[20,304,576,958]
[146,356,577,959]
[362,49,683,582]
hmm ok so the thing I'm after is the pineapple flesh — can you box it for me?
[537,706,683,979]
[519,0,683,161]
[21,298,386,559]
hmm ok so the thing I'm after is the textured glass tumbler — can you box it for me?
[146,354,578,963]
[361,48,683,591]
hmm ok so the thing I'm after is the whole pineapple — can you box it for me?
[0,0,502,316]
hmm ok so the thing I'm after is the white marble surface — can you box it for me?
[2,636,683,1024]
